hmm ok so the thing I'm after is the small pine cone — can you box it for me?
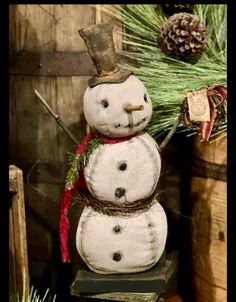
[158,13,208,61]
[161,4,194,15]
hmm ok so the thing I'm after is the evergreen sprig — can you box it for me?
[103,5,227,141]
[65,136,103,189]
[10,286,56,302]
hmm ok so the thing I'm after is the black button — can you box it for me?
[119,162,127,171]
[113,252,122,262]
[113,225,121,234]
[115,187,126,198]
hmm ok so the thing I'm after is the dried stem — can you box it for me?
[159,114,181,152]
[34,89,79,146]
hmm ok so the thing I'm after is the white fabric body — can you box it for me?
[76,200,167,274]
[84,132,161,203]
[83,75,152,137]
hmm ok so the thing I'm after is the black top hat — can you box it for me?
[79,22,132,88]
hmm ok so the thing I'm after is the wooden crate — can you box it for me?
[191,136,227,302]
[9,165,30,300]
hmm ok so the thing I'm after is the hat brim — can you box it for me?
[88,69,133,88]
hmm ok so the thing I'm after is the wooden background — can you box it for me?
[9,4,126,298]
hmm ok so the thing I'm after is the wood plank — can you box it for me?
[10,76,59,163]
[9,76,19,160]
[9,207,18,298]
[33,77,59,161]
[191,136,227,302]
[85,292,160,302]
[24,183,59,261]
[23,182,84,262]
[55,5,95,52]
[9,165,30,300]
[10,51,98,76]
[12,75,41,156]
[95,5,102,24]
[10,160,67,184]
[191,177,226,287]
[9,4,96,52]
[9,5,56,52]
[100,5,123,50]
[56,76,88,161]
[10,51,129,76]
[194,135,227,166]
[9,179,18,193]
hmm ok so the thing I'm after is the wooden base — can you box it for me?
[83,292,161,302]
[71,253,174,301]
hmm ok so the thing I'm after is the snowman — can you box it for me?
[59,22,167,275]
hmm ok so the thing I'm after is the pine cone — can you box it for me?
[161,4,194,15]
[158,13,208,61]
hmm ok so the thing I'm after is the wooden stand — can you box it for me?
[71,253,174,302]
[9,165,29,301]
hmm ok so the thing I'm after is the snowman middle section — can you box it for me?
[84,132,161,203]
[76,132,167,274]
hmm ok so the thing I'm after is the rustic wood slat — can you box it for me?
[10,51,129,77]
[84,292,160,302]
[10,51,98,76]
[56,76,88,161]
[9,179,18,193]
[191,136,227,302]
[24,183,59,261]
[55,5,95,52]
[9,207,18,298]
[100,5,123,50]
[24,183,85,263]
[9,165,30,300]
[10,160,67,184]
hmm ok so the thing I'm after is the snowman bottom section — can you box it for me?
[76,200,167,274]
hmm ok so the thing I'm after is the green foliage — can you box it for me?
[104,5,227,140]
[9,286,56,302]
[65,136,103,189]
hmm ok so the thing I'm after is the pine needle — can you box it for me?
[103,5,227,141]
[65,136,103,189]
[10,286,56,302]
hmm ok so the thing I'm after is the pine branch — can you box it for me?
[104,5,227,141]
[65,136,103,190]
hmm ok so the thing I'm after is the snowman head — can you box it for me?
[83,75,152,137]
[79,22,153,137]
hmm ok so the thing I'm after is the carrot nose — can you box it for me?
[124,105,144,112]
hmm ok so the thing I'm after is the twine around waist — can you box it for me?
[73,189,159,217]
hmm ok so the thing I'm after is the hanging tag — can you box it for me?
[187,89,210,122]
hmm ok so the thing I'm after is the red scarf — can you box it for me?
[59,132,138,262]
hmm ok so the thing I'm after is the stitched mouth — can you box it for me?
[114,117,147,129]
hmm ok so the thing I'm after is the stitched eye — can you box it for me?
[144,94,148,103]
[101,99,109,108]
